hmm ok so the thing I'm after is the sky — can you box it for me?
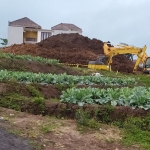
[0,0,150,55]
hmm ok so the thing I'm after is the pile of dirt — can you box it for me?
[2,33,134,73]
[112,55,135,73]
[38,33,104,53]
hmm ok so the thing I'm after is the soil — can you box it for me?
[2,33,135,73]
[0,58,83,75]
[0,33,148,149]
[0,82,61,100]
[111,55,134,73]
[0,82,149,120]
[0,107,140,150]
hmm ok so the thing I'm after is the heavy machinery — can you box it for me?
[88,42,150,73]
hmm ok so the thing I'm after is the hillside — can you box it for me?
[2,33,134,73]
[0,34,149,150]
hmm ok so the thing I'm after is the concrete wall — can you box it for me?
[8,26,23,46]
[37,31,41,42]
[52,30,82,36]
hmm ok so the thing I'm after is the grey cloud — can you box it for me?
[0,0,150,54]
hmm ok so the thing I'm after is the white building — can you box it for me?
[8,17,82,46]
[8,17,52,46]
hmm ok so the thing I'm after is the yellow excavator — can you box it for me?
[88,42,150,73]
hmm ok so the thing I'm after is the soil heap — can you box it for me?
[2,33,134,73]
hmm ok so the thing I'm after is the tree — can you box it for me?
[0,38,8,46]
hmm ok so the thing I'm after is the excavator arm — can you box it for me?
[88,42,148,73]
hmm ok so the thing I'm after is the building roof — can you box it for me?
[51,23,82,32]
[9,17,41,29]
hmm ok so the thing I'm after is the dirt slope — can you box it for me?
[2,33,134,73]
[0,58,83,75]
[0,107,139,150]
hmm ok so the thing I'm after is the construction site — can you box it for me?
[0,33,150,150]
[2,33,138,73]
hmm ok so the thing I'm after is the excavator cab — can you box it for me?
[143,57,150,74]
[88,55,110,70]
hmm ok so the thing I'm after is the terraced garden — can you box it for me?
[0,52,150,150]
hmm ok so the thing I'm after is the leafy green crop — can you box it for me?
[0,52,59,64]
[60,87,150,110]
[0,70,137,86]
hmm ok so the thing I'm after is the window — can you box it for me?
[41,32,52,41]
[26,38,36,42]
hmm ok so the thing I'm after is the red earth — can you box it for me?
[2,33,135,73]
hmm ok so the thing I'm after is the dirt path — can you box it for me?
[0,107,139,150]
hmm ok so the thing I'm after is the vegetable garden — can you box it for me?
[0,53,149,111]
[0,70,136,85]
[0,52,59,64]
[0,48,150,150]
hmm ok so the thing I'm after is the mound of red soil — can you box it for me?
[38,33,104,53]
[2,33,134,73]
[112,55,134,73]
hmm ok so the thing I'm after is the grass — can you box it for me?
[137,75,150,86]
[41,123,57,133]
[113,116,150,150]
[75,109,101,133]
[0,55,150,149]
[0,93,28,111]
[121,127,150,150]
[26,84,44,98]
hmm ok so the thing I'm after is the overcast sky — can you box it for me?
[0,0,150,54]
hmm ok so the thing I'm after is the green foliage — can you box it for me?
[94,105,114,123]
[113,116,150,149]
[31,97,45,105]
[122,127,150,149]
[75,110,101,130]
[124,116,150,131]
[61,87,150,110]
[55,83,75,91]
[0,69,136,86]
[138,75,150,87]
[87,118,101,129]
[0,38,8,46]
[41,123,56,133]
[75,110,90,126]
[0,93,27,111]
[31,97,45,114]
[26,85,43,98]
[0,52,59,64]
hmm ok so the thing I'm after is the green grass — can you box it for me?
[75,110,101,133]
[26,84,44,98]
[121,127,150,150]
[41,123,57,133]
[137,75,150,86]
[113,116,150,150]
[0,93,28,111]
